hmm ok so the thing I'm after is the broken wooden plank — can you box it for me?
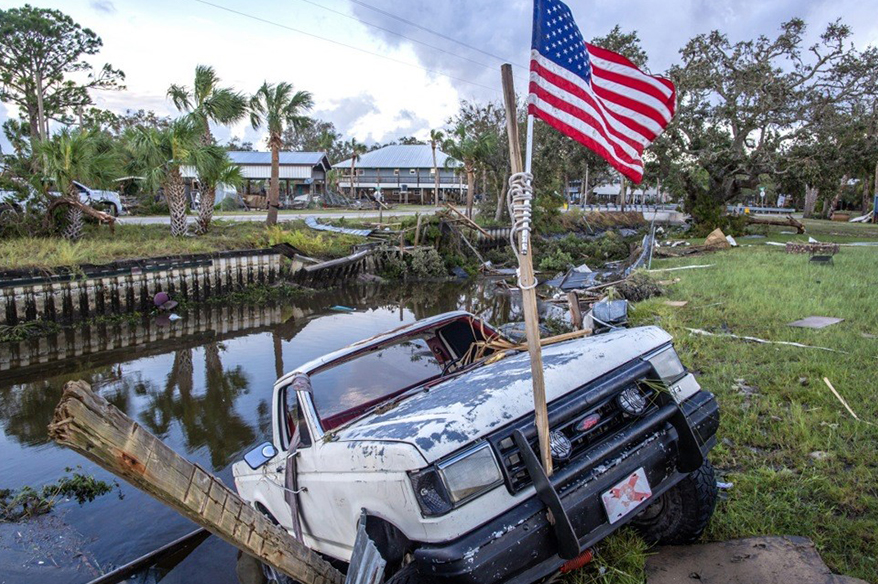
[567,292,583,329]
[443,203,491,238]
[48,380,344,584]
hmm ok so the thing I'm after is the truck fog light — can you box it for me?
[617,386,647,416]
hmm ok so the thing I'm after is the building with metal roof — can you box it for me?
[184,150,332,209]
[334,144,464,203]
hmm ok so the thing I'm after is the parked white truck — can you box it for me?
[0,180,124,215]
[234,311,719,584]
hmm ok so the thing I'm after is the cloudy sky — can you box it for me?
[1,0,877,153]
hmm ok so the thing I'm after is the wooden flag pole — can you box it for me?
[501,64,553,476]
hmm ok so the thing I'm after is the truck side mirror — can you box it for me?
[244,441,278,470]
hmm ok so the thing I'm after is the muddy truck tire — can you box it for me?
[385,563,427,584]
[631,459,718,545]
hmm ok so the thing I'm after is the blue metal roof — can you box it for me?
[334,144,460,169]
[228,151,329,167]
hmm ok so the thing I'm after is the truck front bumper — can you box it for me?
[412,391,719,584]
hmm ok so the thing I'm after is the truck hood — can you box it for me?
[334,326,672,463]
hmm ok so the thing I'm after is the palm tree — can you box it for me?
[127,117,227,236]
[345,138,367,199]
[429,129,444,206]
[36,128,119,240]
[168,66,247,232]
[196,158,243,234]
[443,124,497,218]
[249,82,314,226]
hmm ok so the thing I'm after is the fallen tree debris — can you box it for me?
[685,328,845,353]
[45,198,116,234]
[822,377,876,427]
[745,215,806,234]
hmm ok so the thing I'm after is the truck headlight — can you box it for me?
[410,443,503,516]
[647,347,686,384]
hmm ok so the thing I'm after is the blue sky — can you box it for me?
[1,0,876,153]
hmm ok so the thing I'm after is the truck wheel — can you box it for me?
[631,459,718,545]
[386,562,427,584]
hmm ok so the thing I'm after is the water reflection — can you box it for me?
[0,280,523,584]
[0,365,137,447]
[139,344,255,470]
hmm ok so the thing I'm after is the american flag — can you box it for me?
[528,0,675,184]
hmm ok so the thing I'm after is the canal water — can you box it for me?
[0,280,521,584]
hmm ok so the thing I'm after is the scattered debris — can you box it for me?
[704,228,732,249]
[849,211,874,223]
[153,291,178,311]
[685,328,845,353]
[592,300,628,331]
[304,216,372,237]
[809,451,831,461]
[498,321,552,343]
[648,264,714,273]
[664,300,688,308]
[612,271,665,302]
[725,234,738,247]
[544,267,600,291]
[716,481,734,490]
[330,306,355,312]
[823,377,876,427]
[785,242,840,255]
[787,316,844,329]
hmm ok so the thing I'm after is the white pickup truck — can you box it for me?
[234,311,719,584]
[0,181,124,216]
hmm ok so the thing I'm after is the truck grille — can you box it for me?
[488,362,660,494]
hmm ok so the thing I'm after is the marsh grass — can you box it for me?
[0,221,364,271]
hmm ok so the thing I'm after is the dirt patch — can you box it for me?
[646,536,868,584]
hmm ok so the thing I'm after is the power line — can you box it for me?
[347,0,529,70]
[298,0,515,78]
[192,0,502,94]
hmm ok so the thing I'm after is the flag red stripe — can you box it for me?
[590,83,668,132]
[590,66,675,117]
[531,60,647,152]
[531,58,657,144]
[530,82,643,167]
[528,102,643,183]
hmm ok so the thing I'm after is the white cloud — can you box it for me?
[0,0,875,150]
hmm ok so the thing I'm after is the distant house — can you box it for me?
[334,144,463,203]
[228,151,332,199]
[182,150,332,207]
[567,180,669,204]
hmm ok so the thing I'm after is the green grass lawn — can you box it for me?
[573,237,878,583]
[0,220,367,271]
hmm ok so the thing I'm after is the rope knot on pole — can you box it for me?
[508,170,535,254]
[508,171,538,290]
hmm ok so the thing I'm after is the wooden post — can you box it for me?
[48,380,344,584]
[501,64,553,476]
[414,213,423,246]
[567,291,583,330]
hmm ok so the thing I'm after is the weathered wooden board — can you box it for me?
[48,380,344,584]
